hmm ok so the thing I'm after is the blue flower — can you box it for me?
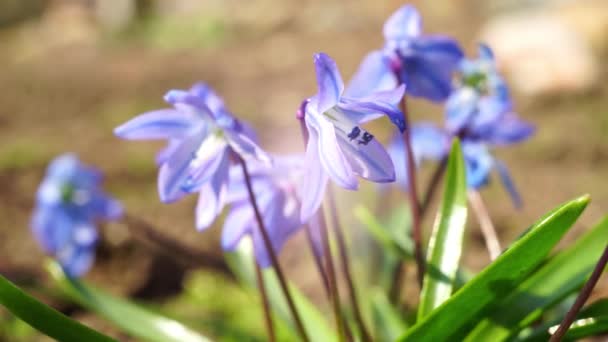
[300,53,402,221]
[445,44,534,145]
[31,154,122,278]
[221,155,305,267]
[346,4,463,102]
[114,83,270,230]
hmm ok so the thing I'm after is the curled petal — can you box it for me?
[477,43,495,61]
[313,53,344,113]
[383,4,422,41]
[181,135,230,192]
[339,100,406,133]
[345,51,396,98]
[299,127,329,222]
[114,109,197,140]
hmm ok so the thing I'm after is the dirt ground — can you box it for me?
[1,0,608,340]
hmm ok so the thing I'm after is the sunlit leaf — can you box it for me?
[466,216,608,341]
[46,261,209,342]
[398,195,589,341]
[418,139,468,319]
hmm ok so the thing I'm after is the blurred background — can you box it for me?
[1,0,608,340]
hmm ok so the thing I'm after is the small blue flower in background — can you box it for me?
[300,53,403,221]
[386,123,450,190]
[31,154,122,278]
[346,4,463,102]
[221,155,305,267]
[114,83,270,230]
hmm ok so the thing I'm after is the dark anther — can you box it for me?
[348,127,361,141]
[358,132,374,145]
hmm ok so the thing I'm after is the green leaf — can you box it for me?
[0,273,116,342]
[552,316,608,340]
[225,239,336,342]
[418,139,468,320]
[465,216,608,341]
[398,195,590,341]
[354,205,412,259]
[370,288,408,341]
[515,299,608,341]
[46,261,209,342]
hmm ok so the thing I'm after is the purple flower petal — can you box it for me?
[307,112,357,190]
[485,114,535,146]
[181,136,230,192]
[221,203,253,251]
[339,100,406,133]
[195,159,230,231]
[345,51,396,98]
[412,123,450,161]
[462,143,495,189]
[299,127,329,222]
[336,127,395,183]
[313,53,344,113]
[401,35,463,102]
[445,87,479,134]
[157,129,209,203]
[114,109,197,140]
[226,131,272,164]
[156,140,180,165]
[383,4,422,41]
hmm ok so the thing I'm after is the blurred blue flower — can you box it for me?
[386,123,450,190]
[221,155,305,267]
[31,154,122,278]
[115,83,270,230]
[300,53,402,221]
[346,4,463,102]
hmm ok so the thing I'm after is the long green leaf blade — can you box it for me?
[0,273,116,342]
[398,195,590,341]
[225,240,336,342]
[466,216,608,341]
[47,261,209,342]
[418,139,467,319]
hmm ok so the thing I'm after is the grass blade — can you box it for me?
[418,139,468,319]
[398,195,590,341]
[466,216,608,341]
[0,273,116,342]
[46,261,209,342]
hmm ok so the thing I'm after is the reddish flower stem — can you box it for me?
[237,156,310,342]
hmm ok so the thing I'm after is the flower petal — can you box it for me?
[157,129,208,203]
[221,203,253,251]
[462,143,494,189]
[335,126,395,183]
[195,156,230,231]
[383,4,422,41]
[114,109,197,140]
[313,53,344,113]
[445,87,479,134]
[495,159,522,209]
[181,136,230,192]
[401,35,463,102]
[345,51,396,98]
[411,123,450,161]
[307,112,358,189]
[339,100,406,133]
[226,131,271,164]
[299,126,329,222]
[485,114,535,146]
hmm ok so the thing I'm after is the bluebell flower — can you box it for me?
[221,155,305,267]
[114,83,270,230]
[346,4,463,102]
[31,154,122,278]
[300,53,403,221]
